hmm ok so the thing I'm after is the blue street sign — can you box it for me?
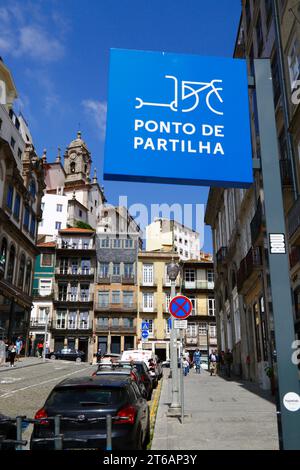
[168,318,172,330]
[104,49,253,188]
[141,330,149,340]
[141,321,149,331]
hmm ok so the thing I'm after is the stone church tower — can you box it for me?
[64,131,92,187]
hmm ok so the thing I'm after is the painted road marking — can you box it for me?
[0,365,93,398]
[0,377,22,384]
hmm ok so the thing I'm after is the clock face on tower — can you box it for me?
[70,153,77,161]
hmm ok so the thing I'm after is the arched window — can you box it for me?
[17,254,26,290]
[70,162,76,173]
[84,164,87,174]
[0,238,7,272]
[6,245,16,284]
[24,259,32,295]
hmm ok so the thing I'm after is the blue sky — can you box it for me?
[0,0,241,252]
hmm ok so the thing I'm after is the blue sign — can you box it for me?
[168,318,172,330]
[104,49,253,188]
[141,321,149,331]
[141,330,149,340]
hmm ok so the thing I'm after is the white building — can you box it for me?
[145,218,201,260]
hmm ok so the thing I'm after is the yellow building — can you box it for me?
[137,251,180,360]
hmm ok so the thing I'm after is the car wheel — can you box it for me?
[50,354,56,360]
[75,357,82,363]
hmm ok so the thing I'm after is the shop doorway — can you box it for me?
[124,336,134,351]
[78,337,89,361]
[111,336,121,354]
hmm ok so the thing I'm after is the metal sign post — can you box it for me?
[254,59,300,450]
[180,330,184,425]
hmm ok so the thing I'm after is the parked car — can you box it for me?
[0,413,17,450]
[92,363,148,399]
[46,348,85,363]
[30,375,150,450]
[117,361,153,400]
[100,353,121,364]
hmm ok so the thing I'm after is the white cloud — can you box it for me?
[0,4,66,62]
[82,100,107,141]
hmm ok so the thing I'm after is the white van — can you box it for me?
[121,349,155,367]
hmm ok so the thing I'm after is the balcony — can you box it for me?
[56,241,94,251]
[139,278,157,287]
[237,247,262,294]
[288,197,300,243]
[30,318,51,328]
[55,267,95,278]
[54,293,93,303]
[121,275,135,285]
[95,302,137,312]
[182,280,214,290]
[250,199,265,246]
[290,247,300,270]
[162,277,180,287]
[185,336,198,345]
[32,288,54,300]
[95,320,136,333]
[51,320,92,331]
[139,301,157,313]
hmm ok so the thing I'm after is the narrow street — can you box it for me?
[152,369,279,450]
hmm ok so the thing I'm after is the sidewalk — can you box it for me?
[152,369,279,450]
[0,357,49,372]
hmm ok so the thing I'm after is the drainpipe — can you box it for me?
[273,0,299,200]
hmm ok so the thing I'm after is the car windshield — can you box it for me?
[46,387,125,408]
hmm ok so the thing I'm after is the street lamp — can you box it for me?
[42,308,50,363]
[167,261,181,415]
[206,323,210,370]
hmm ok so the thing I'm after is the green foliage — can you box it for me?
[264,365,274,378]
[74,220,94,230]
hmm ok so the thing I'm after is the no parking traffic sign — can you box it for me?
[169,295,192,320]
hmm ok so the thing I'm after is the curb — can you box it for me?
[148,378,163,449]
[0,360,50,373]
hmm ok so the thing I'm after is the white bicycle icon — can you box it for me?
[135,75,224,115]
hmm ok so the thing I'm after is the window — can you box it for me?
[24,260,32,294]
[13,193,21,219]
[70,162,76,173]
[233,295,241,343]
[113,263,120,275]
[17,254,26,289]
[207,269,214,284]
[271,51,281,107]
[10,137,15,149]
[39,279,52,295]
[97,317,109,327]
[99,262,109,278]
[6,185,14,210]
[259,296,268,361]
[112,317,119,327]
[208,297,216,316]
[143,292,154,311]
[185,269,195,283]
[80,285,89,301]
[209,324,217,337]
[253,302,262,362]
[81,259,91,274]
[143,264,154,285]
[6,245,16,283]
[123,317,134,328]
[79,311,89,329]
[124,239,133,248]
[56,310,66,329]
[79,210,82,217]
[55,221,62,230]
[184,239,188,245]
[30,215,36,237]
[41,253,53,267]
[112,291,121,304]
[17,148,22,159]
[38,307,49,324]
[199,322,208,335]
[123,291,134,306]
[165,293,171,311]
[58,284,68,301]
[56,204,63,212]
[185,251,188,258]
[189,296,196,315]
[29,180,36,198]
[265,0,272,29]
[124,263,134,278]
[187,323,197,337]
[100,238,109,248]
[98,291,109,306]
[68,311,77,329]
[0,238,7,272]
[288,35,300,88]
[179,249,183,255]
[113,239,121,248]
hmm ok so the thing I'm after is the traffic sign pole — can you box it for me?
[169,280,181,414]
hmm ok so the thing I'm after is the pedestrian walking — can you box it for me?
[37,341,44,358]
[209,350,218,376]
[182,357,189,376]
[224,349,233,378]
[8,343,16,367]
[15,336,23,361]
[193,348,201,374]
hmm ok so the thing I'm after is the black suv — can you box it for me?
[30,375,150,450]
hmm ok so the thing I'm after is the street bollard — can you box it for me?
[54,415,63,450]
[106,414,112,451]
